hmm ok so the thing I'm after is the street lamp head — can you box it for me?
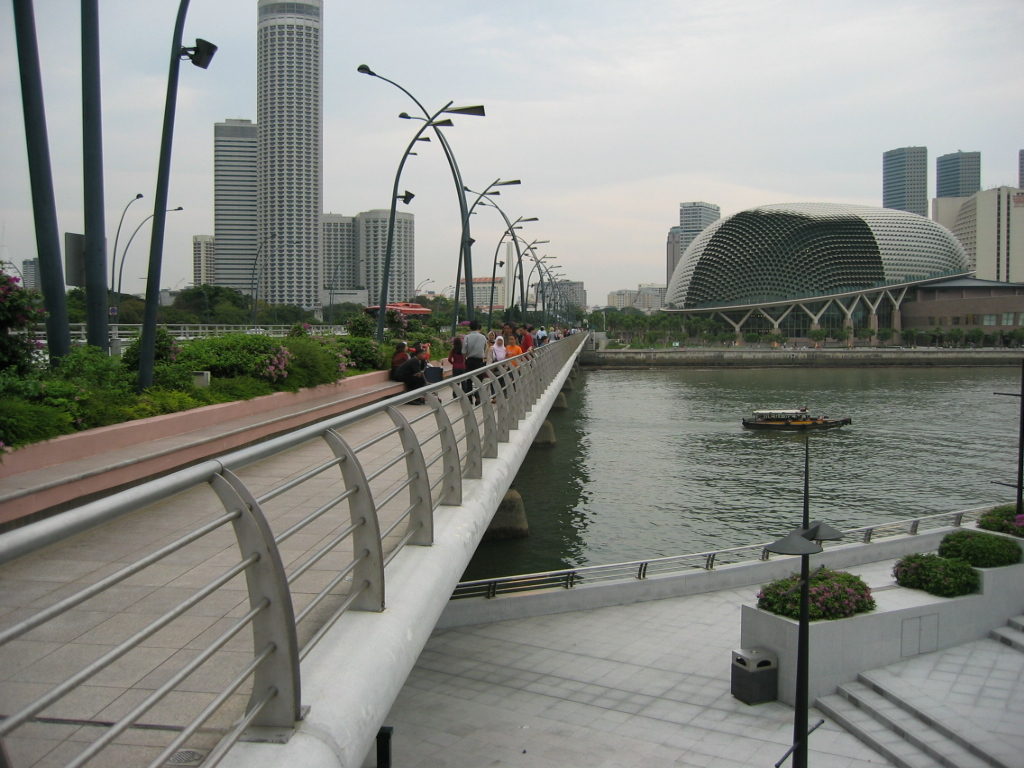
[429,118,455,128]
[444,105,486,117]
[397,190,415,205]
[804,521,844,542]
[496,179,522,186]
[357,64,376,76]
[181,39,217,69]
[133,193,144,200]
[765,530,823,556]
[170,206,184,212]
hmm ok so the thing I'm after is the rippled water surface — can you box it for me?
[464,366,1020,579]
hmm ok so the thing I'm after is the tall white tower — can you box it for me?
[356,210,415,305]
[257,0,323,309]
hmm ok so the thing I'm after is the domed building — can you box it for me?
[664,202,972,340]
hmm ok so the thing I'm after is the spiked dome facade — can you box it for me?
[665,203,968,310]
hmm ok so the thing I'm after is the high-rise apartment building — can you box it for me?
[883,146,928,217]
[192,235,215,287]
[606,289,638,310]
[555,280,587,311]
[322,214,357,293]
[257,0,322,310]
[213,118,257,294]
[936,151,980,198]
[356,210,414,305]
[679,202,720,248]
[1019,149,1023,188]
[666,226,684,285]
[949,187,1024,282]
[20,258,40,291]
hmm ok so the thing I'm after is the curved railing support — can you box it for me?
[210,470,302,729]
[386,404,434,545]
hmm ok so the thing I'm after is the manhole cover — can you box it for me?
[166,750,206,766]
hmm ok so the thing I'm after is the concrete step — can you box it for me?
[1009,615,1024,632]
[859,668,1014,768]
[838,681,989,768]
[817,692,936,768]
[990,624,1024,652]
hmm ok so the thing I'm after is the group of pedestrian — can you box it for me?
[388,321,569,405]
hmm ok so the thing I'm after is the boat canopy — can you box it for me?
[750,410,810,418]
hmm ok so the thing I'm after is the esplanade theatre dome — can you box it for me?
[665,202,968,308]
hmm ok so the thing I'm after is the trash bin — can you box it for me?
[423,365,444,384]
[730,648,778,705]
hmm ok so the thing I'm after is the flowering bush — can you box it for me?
[757,567,875,621]
[892,553,980,597]
[977,504,1024,538]
[0,270,46,375]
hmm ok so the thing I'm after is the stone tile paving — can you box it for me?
[368,587,896,768]
[0,403,451,768]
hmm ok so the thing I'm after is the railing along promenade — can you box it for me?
[453,507,989,599]
[0,333,587,768]
[32,322,342,344]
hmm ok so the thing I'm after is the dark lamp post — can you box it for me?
[111,193,144,301]
[764,437,842,768]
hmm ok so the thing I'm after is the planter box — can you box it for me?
[740,561,1024,705]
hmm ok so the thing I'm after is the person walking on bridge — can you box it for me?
[464,320,487,405]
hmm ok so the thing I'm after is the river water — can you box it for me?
[463,365,1020,580]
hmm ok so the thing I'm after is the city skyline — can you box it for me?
[1,0,1022,304]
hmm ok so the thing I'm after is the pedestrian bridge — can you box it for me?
[0,333,588,768]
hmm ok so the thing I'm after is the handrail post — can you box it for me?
[210,471,302,730]
[322,428,385,611]
[456,382,483,478]
[386,404,434,545]
[424,392,462,505]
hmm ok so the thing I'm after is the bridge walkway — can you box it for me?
[0,335,586,768]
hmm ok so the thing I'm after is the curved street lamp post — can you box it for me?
[138,0,216,390]
[110,193,143,311]
[116,207,183,313]
[357,65,485,323]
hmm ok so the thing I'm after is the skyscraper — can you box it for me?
[213,119,257,293]
[1019,149,1023,188]
[666,226,684,285]
[356,210,414,306]
[257,0,323,310]
[936,151,980,198]
[192,235,215,287]
[883,146,928,217]
[322,214,356,294]
[670,203,719,285]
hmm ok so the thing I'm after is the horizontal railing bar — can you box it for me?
[350,424,403,455]
[453,506,991,599]
[363,449,414,483]
[383,526,421,567]
[0,510,240,646]
[275,486,358,545]
[286,519,362,585]
[379,505,416,541]
[374,477,417,512]
[1,554,261,735]
[298,581,370,660]
[69,601,270,768]
[293,557,363,624]
[256,453,345,505]
[149,643,277,768]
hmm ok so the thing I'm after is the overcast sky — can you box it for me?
[1,0,1022,306]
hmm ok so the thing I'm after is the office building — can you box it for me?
[555,280,587,310]
[356,210,414,306]
[322,214,357,295]
[20,259,40,291]
[883,146,928,217]
[257,0,323,309]
[936,151,980,198]
[607,289,638,310]
[635,284,667,313]
[949,187,1024,282]
[192,236,215,287]
[666,226,684,285]
[213,119,258,294]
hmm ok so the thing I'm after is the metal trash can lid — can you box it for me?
[731,648,778,669]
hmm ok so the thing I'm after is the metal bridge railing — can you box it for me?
[451,506,992,599]
[0,333,586,768]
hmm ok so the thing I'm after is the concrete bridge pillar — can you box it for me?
[533,420,556,446]
[552,392,568,410]
[485,489,529,540]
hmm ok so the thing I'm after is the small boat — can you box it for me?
[742,408,851,431]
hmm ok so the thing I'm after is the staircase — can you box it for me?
[817,616,1024,768]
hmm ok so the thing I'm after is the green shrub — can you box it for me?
[977,504,1024,538]
[938,530,1021,568]
[892,553,980,597]
[346,313,375,338]
[121,327,180,371]
[207,376,274,401]
[757,567,875,620]
[342,336,381,370]
[127,389,205,419]
[53,345,133,393]
[0,269,46,376]
[171,334,284,381]
[0,397,75,448]
[280,336,346,390]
